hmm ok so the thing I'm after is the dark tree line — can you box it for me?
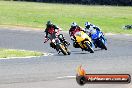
[14,0,132,6]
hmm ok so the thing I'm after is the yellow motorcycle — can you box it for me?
[74,31,94,53]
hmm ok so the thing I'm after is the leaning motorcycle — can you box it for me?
[74,31,94,53]
[91,30,107,50]
[44,33,71,55]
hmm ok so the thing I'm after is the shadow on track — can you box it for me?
[49,48,106,56]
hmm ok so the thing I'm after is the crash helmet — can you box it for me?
[85,22,91,29]
[58,34,64,40]
[46,21,53,26]
[71,22,77,28]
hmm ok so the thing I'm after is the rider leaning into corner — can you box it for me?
[84,22,106,48]
[69,22,85,48]
[84,22,101,35]
[44,21,70,51]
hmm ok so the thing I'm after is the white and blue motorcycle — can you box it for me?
[90,30,107,50]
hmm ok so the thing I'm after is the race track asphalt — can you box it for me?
[0,28,132,88]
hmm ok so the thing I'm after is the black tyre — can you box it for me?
[59,44,67,55]
[99,40,107,50]
[66,49,71,55]
[85,42,94,53]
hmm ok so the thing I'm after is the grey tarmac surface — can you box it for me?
[0,28,132,88]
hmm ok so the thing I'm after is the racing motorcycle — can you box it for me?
[44,33,71,55]
[90,30,107,50]
[74,31,94,53]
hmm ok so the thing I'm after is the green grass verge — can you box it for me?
[0,1,132,34]
[0,48,44,59]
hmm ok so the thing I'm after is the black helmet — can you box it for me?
[46,21,53,26]
[85,22,91,29]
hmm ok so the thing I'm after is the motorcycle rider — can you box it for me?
[84,22,106,48]
[84,22,101,36]
[44,21,60,41]
[44,21,69,51]
[69,22,84,48]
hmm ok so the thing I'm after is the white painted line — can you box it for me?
[0,56,40,60]
[105,33,116,36]
[57,76,76,79]
[124,34,132,36]
[61,31,132,36]
[0,53,53,60]
[44,53,54,56]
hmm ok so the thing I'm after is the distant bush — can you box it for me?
[3,0,132,6]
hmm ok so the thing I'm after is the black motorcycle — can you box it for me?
[44,34,71,55]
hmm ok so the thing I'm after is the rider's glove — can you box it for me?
[70,36,75,41]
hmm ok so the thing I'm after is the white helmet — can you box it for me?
[85,22,91,27]
[71,22,77,27]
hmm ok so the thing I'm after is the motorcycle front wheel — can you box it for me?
[58,44,67,55]
[85,42,94,53]
[99,39,107,50]
[66,48,71,55]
